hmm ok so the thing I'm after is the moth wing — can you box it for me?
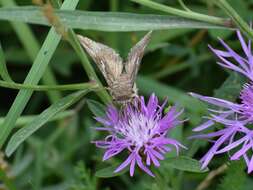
[78,35,123,86]
[125,31,152,83]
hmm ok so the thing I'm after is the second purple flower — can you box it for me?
[190,30,253,173]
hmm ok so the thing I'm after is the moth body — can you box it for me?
[78,31,152,104]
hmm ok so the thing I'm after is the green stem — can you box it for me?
[215,0,253,40]
[131,0,230,26]
[0,80,99,91]
[110,0,118,12]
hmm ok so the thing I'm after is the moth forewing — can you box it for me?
[77,34,123,85]
[125,31,152,83]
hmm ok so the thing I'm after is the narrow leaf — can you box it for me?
[0,110,75,127]
[0,6,230,31]
[0,43,13,82]
[87,99,106,118]
[5,90,89,157]
[164,156,208,173]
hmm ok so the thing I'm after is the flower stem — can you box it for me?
[0,80,99,91]
[131,0,230,26]
[215,0,253,40]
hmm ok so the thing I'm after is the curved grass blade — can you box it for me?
[0,6,231,31]
[0,43,13,82]
[5,89,90,157]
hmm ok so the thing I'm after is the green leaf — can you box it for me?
[0,0,79,148]
[0,43,13,82]
[5,90,90,157]
[95,163,128,178]
[164,156,208,173]
[0,6,229,31]
[86,99,106,118]
[218,162,247,190]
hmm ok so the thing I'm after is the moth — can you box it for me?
[78,31,152,104]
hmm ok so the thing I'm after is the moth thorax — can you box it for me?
[111,75,135,102]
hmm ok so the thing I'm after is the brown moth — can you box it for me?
[78,31,152,103]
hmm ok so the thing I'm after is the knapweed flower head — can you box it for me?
[93,93,185,177]
[190,30,253,173]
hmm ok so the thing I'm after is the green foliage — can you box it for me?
[137,76,206,113]
[217,162,247,190]
[215,72,246,101]
[0,0,80,149]
[87,99,106,118]
[163,156,209,173]
[71,162,97,190]
[5,90,90,156]
[95,163,128,178]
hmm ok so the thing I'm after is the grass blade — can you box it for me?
[0,43,13,82]
[5,89,90,157]
[0,110,75,127]
[0,6,231,31]
[0,0,79,148]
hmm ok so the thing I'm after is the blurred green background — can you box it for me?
[0,0,253,190]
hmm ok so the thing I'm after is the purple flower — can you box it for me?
[93,94,185,177]
[190,30,253,173]
[209,30,253,81]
